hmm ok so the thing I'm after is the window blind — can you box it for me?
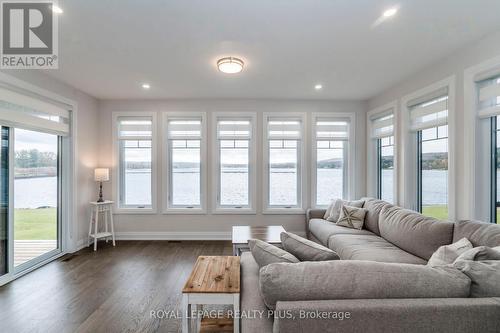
[477,75,500,118]
[315,119,349,140]
[167,119,202,139]
[217,119,251,139]
[0,87,70,136]
[267,119,302,139]
[409,92,448,131]
[118,117,152,139]
[370,112,394,139]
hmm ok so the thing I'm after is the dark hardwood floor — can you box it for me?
[0,240,233,333]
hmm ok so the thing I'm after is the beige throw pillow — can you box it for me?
[427,237,473,267]
[248,239,299,268]
[280,232,339,261]
[325,199,364,222]
[336,205,367,230]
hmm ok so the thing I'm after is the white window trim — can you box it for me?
[311,112,355,208]
[211,112,257,214]
[112,111,158,214]
[162,111,207,214]
[262,112,306,214]
[400,76,456,219]
[366,101,398,204]
[464,55,500,221]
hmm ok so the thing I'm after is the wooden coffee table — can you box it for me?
[182,256,240,333]
[232,225,286,256]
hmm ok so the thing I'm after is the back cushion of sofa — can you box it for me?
[453,220,500,247]
[361,197,393,236]
[379,205,454,260]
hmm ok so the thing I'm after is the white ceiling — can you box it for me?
[46,0,500,100]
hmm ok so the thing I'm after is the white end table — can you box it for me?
[88,201,116,251]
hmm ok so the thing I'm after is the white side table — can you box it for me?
[88,201,116,251]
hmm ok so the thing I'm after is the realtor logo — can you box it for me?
[1,1,58,69]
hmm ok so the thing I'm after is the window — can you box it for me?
[492,117,500,224]
[410,93,449,219]
[477,74,500,223]
[370,111,395,203]
[116,116,154,210]
[377,135,394,203]
[264,115,304,211]
[165,115,204,211]
[313,118,348,206]
[214,116,255,211]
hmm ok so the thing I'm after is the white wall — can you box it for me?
[0,70,100,250]
[97,99,367,237]
[367,30,500,220]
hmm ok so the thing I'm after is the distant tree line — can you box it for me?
[15,149,57,168]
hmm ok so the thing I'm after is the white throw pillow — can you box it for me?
[336,205,367,230]
[325,199,364,222]
[427,237,473,267]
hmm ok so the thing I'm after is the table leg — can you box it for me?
[233,293,240,333]
[93,209,99,251]
[232,244,237,256]
[182,294,190,333]
[109,208,116,246]
[104,208,109,243]
[88,207,93,247]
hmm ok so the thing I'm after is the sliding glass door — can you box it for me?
[0,127,9,278]
[13,129,60,268]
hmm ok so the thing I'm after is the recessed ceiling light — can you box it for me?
[141,83,151,89]
[383,7,398,17]
[52,5,63,14]
[315,84,323,90]
[217,57,244,74]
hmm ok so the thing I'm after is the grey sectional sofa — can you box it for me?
[240,198,500,333]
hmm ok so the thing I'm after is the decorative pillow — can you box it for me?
[454,246,500,262]
[280,232,339,261]
[248,239,299,268]
[325,199,364,222]
[427,237,473,267]
[336,205,367,230]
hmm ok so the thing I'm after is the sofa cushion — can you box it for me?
[427,238,473,267]
[281,232,339,261]
[361,197,393,236]
[453,220,500,247]
[308,218,374,246]
[454,260,500,297]
[329,234,427,264]
[379,205,454,260]
[325,199,365,222]
[248,239,299,268]
[259,260,471,309]
[240,252,274,332]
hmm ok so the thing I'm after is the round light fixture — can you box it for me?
[217,57,244,74]
[315,84,323,90]
[141,83,151,89]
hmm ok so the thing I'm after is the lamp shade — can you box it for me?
[94,168,109,182]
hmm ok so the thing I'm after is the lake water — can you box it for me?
[13,169,457,208]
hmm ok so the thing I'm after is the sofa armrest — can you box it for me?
[273,298,500,333]
[305,208,326,238]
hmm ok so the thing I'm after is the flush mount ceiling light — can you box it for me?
[383,7,398,17]
[217,57,244,74]
[141,83,151,89]
[314,84,323,90]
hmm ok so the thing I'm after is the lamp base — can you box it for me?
[97,182,104,202]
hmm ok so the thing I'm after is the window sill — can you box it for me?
[213,208,256,215]
[114,208,157,215]
[262,208,305,215]
[163,208,206,215]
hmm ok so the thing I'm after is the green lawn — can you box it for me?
[14,208,57,240]
[422,205,449,220]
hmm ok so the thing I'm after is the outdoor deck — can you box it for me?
[14,240,57,267]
